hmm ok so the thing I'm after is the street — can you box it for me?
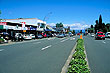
[84,35,110,73]
[0,37,77,73]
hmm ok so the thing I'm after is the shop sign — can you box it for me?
[0,22,7,25]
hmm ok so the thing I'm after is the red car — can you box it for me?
[42,33,47,38]
[95,32,105,40]
[77,33,80,36]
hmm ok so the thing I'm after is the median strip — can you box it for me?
[67,39,90,73]
[41,45,52,51]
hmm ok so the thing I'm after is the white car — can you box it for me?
[23,34,32,40]
[30,34,35,39]
[105,32,110,38]
[91,33,95,37]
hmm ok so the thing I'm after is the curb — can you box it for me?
[61,42,77,73]
[84,45,91,72]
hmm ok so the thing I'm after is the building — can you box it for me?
[0,18,47,35]
[0,18,56,37]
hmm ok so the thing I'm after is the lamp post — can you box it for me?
[43,12,52,30]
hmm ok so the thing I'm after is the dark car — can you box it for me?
[12,33,23,41]
[95,32,105,40]
[36,34,43,39]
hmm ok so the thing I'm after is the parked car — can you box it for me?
[42,33,47,38]
[30,34,35,39]
[0,32,10,41]
[95,32,105,40]
[12,33,23,41]
[105,32,110,38]
[91,33,95,37]
[46,34,51,38]
[69,34,74,37]
[36,34,43,39]
[77,33,80,36]
[23,34,32,40]
[57,34,64,38]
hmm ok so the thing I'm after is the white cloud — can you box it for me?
[48,23,90,30]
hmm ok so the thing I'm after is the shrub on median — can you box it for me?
[68,39,90,73]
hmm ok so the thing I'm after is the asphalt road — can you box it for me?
[84,35,110,73]
[0,37,77,73]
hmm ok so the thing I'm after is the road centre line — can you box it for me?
[41,45,52,51]
[60,38,69,42]
[102,41,106,43]
[0,49,4,52]
[70,38,75,40]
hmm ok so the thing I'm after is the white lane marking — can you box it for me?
[0,49,4,52]
[60,38,69,42]
[41,45,52,51]
[102,41,106,43]
[70,38,75,40]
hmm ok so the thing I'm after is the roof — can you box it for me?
[5,18,40,21]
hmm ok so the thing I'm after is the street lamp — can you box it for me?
[43,12,52,31]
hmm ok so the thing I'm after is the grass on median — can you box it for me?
[67,39,90,73]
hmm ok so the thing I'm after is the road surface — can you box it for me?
[84,36,110,73]
[0,37,77,73]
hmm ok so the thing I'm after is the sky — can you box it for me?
[0,0,110,30]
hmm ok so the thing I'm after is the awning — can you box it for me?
[36,28,44,31]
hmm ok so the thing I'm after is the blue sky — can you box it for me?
[0,0,110,30]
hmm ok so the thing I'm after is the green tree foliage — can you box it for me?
[0,10,2,21]
[56,22,63,27]
[90,25,94,33]
[0,10,1,14]
[94,15,107,33]
[106,23,110,32]
[72,30,75,34]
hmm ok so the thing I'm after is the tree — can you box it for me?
[72,30,75,34]
[94,15,106,33]
[56,22,63,27]
[0,10,2,21]
[95,20,98,33]
[90,25,94,33]
[99,15,102,26]
[0,10,1,14]
[106,23,110,32]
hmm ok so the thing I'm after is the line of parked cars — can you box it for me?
[0,32,74,44]
[90,32,110,40]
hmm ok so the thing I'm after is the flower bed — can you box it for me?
[67,39,90,73]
